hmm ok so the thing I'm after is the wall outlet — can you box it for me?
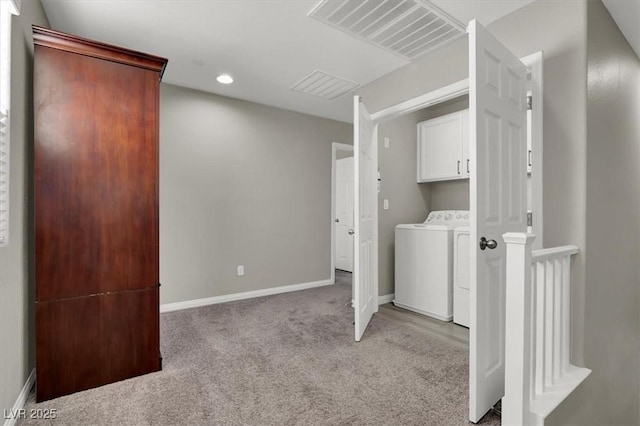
[383,199,389,210]
[237,265,244,276]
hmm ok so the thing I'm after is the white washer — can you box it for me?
[393,210,469,321]
[453,226,470,327]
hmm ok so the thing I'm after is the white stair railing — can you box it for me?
[502,233,591,426]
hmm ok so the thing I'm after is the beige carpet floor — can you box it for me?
[19,273,500,425]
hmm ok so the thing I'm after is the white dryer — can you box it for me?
[393,210,469,321]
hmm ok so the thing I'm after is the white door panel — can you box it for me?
[469,20,527,423]
[353,96,378,342]
[335,157,354,272]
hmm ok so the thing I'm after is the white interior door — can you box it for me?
[468,20,527,422]
[353,96,378,342]
[335,157,354,272]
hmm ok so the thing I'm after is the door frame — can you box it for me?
[521,51,543,249]
[331,142,354,284]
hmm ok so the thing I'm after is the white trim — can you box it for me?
[392,300,453,322]
[160,278,333,313]
[378,293,394,305]
[3,368,35,426]
[370,79,469,123]
[520,51,544,250]
[531,245,579,263]
[330,142,354,280]
[8,0,21,15]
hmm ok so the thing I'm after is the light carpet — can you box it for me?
[19,273,500,425]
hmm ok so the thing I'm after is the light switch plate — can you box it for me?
[383,199,389,210]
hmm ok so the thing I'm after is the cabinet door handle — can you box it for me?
[466,159,470,174]
[457,160,461,175]
[528,150,532,167]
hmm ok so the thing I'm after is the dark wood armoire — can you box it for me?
[33,26,168,402]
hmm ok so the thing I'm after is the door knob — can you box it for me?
[348,229,355,235]
[479,236,497,250]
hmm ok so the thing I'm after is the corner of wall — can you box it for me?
[0,0,49,416]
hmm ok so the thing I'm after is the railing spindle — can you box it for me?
[503,233,588,425]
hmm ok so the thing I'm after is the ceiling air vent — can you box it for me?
[291,69,359,100]
[308,0,465,60]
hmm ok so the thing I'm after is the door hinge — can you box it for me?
[526,95,533,110]
[527,211,533,227]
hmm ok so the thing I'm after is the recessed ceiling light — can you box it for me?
[216,74,234,84]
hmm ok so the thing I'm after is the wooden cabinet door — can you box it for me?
[34,46,160,301]
[36,287,160,401]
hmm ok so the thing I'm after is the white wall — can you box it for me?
[159,84,352,304]
[0,0,49,415]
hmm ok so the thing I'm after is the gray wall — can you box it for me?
[554,1,640,424]
[159,84,352,304]
[377,97,469,297]
[0,1,49,415]
[377,110,431,297]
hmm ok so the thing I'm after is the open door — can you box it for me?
[335,157,354,272]
[353,96,378,342]
[468,20,528,422]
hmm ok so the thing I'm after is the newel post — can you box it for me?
[502,232,536,425]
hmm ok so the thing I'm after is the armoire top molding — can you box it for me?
[32,25,168,79]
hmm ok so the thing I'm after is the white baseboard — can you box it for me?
[378,293,394,305]
[392,300,452,321]
[160,278,333,313]
[3,368,35,426]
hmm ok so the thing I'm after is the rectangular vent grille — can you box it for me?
[309,0,465,60]
[291,70,359,100]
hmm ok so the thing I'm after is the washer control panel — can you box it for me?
[424,210,469,224]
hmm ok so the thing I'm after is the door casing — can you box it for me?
[331,142,354,282]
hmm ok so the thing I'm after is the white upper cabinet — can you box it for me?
[417,109,469,182]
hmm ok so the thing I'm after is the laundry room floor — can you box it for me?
[377,303,502,425]
[339,269,500,425]
[377,303,470,346]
